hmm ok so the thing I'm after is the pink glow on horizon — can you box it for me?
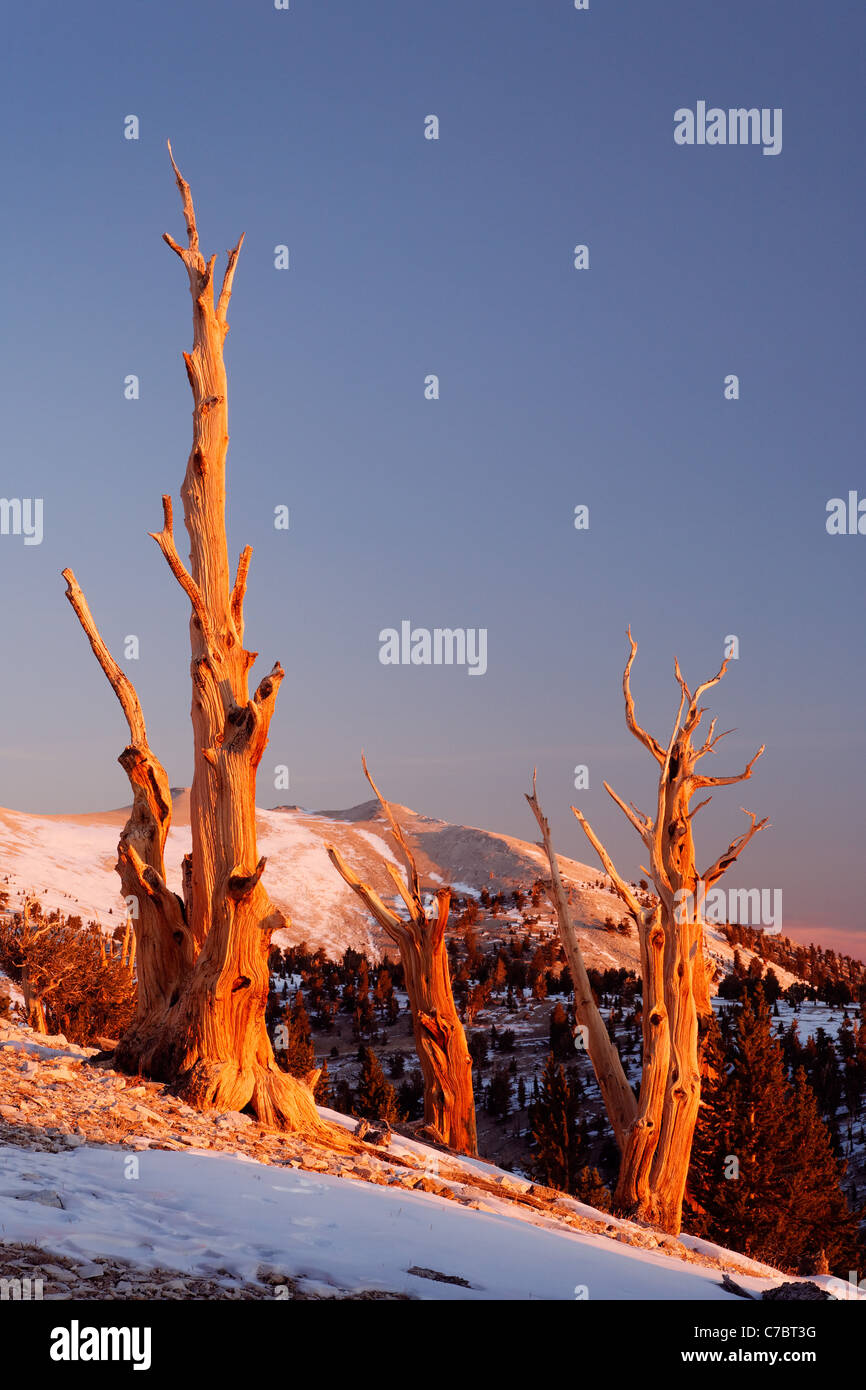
[771,920,866,965]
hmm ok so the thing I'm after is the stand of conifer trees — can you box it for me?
[688,994,862,1277]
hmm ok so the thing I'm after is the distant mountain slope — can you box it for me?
[0,794,799,987]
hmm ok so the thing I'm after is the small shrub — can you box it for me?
[0,912,136,1045]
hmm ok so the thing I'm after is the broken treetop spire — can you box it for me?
[161,139,249,669]
[60,149,344,1141]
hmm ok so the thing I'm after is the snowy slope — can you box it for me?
[1,1020,860,1303]
[0,1073,807,1306]
[0,1141,767,1301]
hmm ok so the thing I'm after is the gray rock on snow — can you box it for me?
[12,1188,65,1208]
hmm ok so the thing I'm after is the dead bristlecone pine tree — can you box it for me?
[570,630,767,1234]
[62,145,341,1141]
[525,771,638,1154]
[326,756,478,1155]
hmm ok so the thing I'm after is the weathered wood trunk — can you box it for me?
[570,630,766,1233]
[612,903,669,1219]
[647,899,702,1229]
[525,774,637,1150]
[397,894,478,1155]
[63,148,338,1139]
[327,758,477,1155]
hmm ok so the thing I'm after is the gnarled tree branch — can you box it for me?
[694,744,765,789]
[148,494,214,649]
[623,627,665,763]
[62,569,147,747]
[701,809,770,887]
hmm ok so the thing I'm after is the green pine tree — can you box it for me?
[549,1001,572,1060]
[572,1165,612,1212]
[354,1045,399,1124]
[784,1066,862,1273]
[314,1056,331,1107]
[485,1065,512,1119]
[688,1009,731,1206]
[689,993,861,1275]
[529,1053,581,1193]
[276,990,315,1078]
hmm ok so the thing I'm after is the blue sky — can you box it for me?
[1,1,863,952]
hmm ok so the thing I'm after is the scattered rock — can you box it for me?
[762,1281,834,1301]
[214,1112,253,1130]
[354,1117,392,1147]
[495,1175,524,1192]
[407,1265,472,1288]
[13,1188,64,1209]
[257,1263,292,1286]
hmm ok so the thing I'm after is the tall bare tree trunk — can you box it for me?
[327,758,477,1155]
[525,774,637,1150]
[568,631,766,1232]
[63,147,339,1139]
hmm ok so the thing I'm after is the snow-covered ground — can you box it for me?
[0,1121,797,1303]
[770,1000,860,1042]
[1,1015,862,1302]
[0,1027,846,1304]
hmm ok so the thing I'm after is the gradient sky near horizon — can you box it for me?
[1,2,863,957]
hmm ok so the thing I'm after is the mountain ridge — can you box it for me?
[0,792,799,987]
